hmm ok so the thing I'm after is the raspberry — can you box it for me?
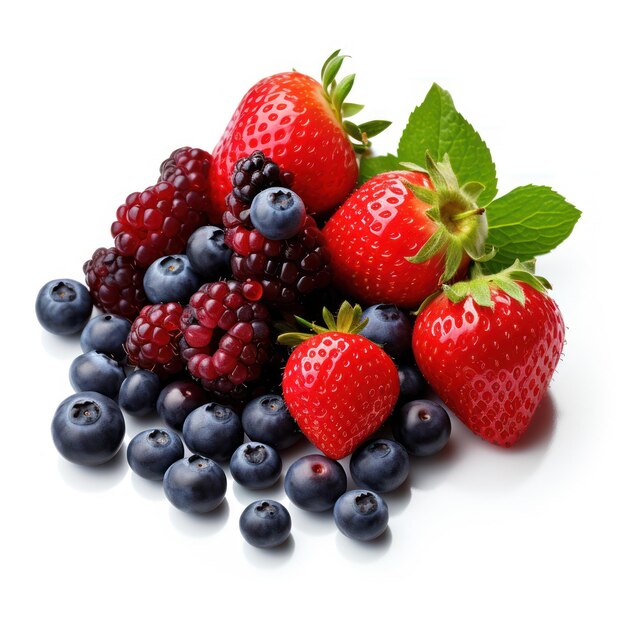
[159,147,213,217]
[111,181,206,268]
[231,151,293,205]
[83,247,147,320]
[179,280,273,394]
[125,302,184,377]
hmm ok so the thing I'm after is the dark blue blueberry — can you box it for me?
[80,314,131,361]
[393,399,451,456]
[284,454,347,512]
[183,403,244,463]
[69,350,125,398]
[230,442,282,489]
[397,363,427,399]
[127,428,184,480]
[360,304,412,359]
[333,490,389,541]
[156,380,207,430]
[239,500,291,548]
[143,254,202,304]
[186,225,232,279]
[119,369,161,416]
[241,394,301,450]
[51,392,125,466]
[250,187,306,240]
[350,439,409,493]
[36,278,93,335]
[163,455,227,513]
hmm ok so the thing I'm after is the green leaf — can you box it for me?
[342,102,365,118]
[343,120,362,142]
[397,84,497,204]
[483,185,581,271]
[358,154,403,185]
[359,120,392,139]
[322,54,346,92]
[406,226,448,264]
[332,73,355,112]
[321,49,341,79]
[322,307,337,330]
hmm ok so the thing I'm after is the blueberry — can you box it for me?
[183,403,244,463]
[333,490,389,541]
[350,439,409,493]
[230,442,282,489]
[143,255,202,304]
[239,500,291,548]
[156,380,207,430]
[80,314,131,361]
[69,350,125,398]
[127,428,184,480]
[51,392,125,466]
[393,399,451,456]
[360,304,412,359]
[397,363,427,400]
[36,278,93,335]
[163,455,227,513]
[250,187,306,240]
[119,369,161,416]
[284,454,347,512]
[241,394,301,450]
[186,225,232,279]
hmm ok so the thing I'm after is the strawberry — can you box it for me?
[412,261,565,446]
[323,154,492,309]
[278,302,399,459]
[208,51,390,222]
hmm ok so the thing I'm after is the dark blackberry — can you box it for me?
[231,151,292,205]
[83,247,147,320]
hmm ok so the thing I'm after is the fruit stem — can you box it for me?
[450,207,485,222]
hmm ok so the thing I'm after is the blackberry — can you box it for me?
[179,280,273,395]
[158,147,213,217]
[83,247,147,320]
[230,151,292,205]
[125,302,184,378]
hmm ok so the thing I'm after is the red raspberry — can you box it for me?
[83,247,147,320]
[159,147,213,218]
[179,280,273,393]
[111,181,206,268]
[126,302,184,377]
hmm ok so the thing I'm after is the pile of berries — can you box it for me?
[37,51,575,549]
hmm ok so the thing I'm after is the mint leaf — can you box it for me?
[482,185,581,271]
[397,84,497,204]
[358,154,402,185]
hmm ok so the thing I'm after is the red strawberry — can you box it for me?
[323,154,491,309]
[412,262,565,446]
[279,302,399,459]
[208,51,389,222]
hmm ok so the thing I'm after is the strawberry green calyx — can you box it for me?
[404,152,494,281]
[441,259,552,309]
[320,50,391,153]
[277,301,368,347]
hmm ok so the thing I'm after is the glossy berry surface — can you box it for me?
[83,247,147,320]
[118,369,161,417]
[186,226,232,279]
[241,394,301,450]
[111,180,205,268]
[239,500,291,548]
[397,363,428,400]
[333,490,389,541]
[156,380,207,430]
[163,455,227,513]
[250,187,306,241]
[143,255,202,304]
[229,442,282,489]
[182,403,244,463]
[80,314,131,361]
[349,439,409,493]
[36,279,92,335]
[127,428,184,480]
[125,302,184,378]
[284,454,347,512]
[52,392,125,466]
[393,400,451,456]
[69,351,125,399]
[360,304,412,360]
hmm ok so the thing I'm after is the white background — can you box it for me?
[2,0,624,624]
